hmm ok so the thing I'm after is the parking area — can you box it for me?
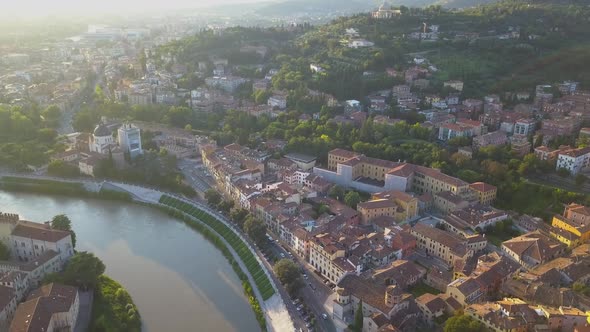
[260,234,337,332]
[178,159,212,193]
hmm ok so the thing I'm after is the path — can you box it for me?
[0,173,294,332]
[74,290,93,332]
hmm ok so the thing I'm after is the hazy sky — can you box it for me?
[1,0,270,17]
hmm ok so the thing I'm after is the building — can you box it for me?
[433,191,470,215]
[371,191,419,223]
[315,149,485,196]
[551,203,590,247]
[89,124,114,154]
[443,80,464,92]
[409,223,473,266]
[502,231,566,269]
[416,293,447,323]
[284,153,316,171]
[205,76,247,93]
[0,285,17,331]
[267,94,287,109]
[9,283,79,332]
[309,233,358,285]
[117,123,143,159]
[556,146,590,175]
[514,119,536,136]
[438,123,473,141]
[465,299,543,332]
[372,3,401,19]
[10,221,74,265]
[468,182,497,206]
[472,131,508,149]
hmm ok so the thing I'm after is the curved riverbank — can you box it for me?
[0,174,294,332]
[0,189,261,332]
[90,275,141,332]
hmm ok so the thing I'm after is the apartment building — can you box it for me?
[409,223,473,265]
[468,182,497,205]
[551,203,590,247]
[316,149,484,196]
[555,146,590,175]
[309,233,358,285]
[502,231,565,269]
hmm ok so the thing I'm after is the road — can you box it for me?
[265,233,337,332]
[178,158,212,194]
[58,69,104,135]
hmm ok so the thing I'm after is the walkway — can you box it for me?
[74,291,93,332]
[0,173,294,332]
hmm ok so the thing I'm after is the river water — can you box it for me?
[0,191,259,332]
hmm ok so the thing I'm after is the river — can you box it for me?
[0,190,260,332]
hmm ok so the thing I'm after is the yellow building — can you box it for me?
[357,200,398,224]
[372,191,418,222]
[469,182,497,205]
[551,203,590,247]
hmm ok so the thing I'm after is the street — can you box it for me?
[178,158,212,194]
[263,233,337,332]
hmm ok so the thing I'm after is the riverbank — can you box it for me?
[149,202,268,331]
[0,175,277,331]
[90,275,141,332]
[0,176,132,201]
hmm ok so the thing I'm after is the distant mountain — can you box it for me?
[254,0,376,16]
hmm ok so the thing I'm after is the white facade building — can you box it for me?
[556,147,590,175]
[117,123,143,159]
[89,124,114,154]
[10,221,73,265]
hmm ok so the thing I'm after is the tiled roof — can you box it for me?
[11,221,71,242]
[469,182,497,193]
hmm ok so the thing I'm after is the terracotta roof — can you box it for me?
[502,231,564,263]
[469,182,497,193]
[416,293,447,313]
[358,199,398,210]
[411,223,468,257]
[11,221,71,242]
[329,148,360,159]
[10,283,78,332]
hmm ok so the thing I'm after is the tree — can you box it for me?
[218,200,234,213]
[47,160,80,177]
[575,173,587,186]
[204,189,222,207]
[328,185,345,201]
[230,209,250,229]
[51,214,76,248]
[63,252,105,289]
[444,313,483,332]
[273,259,303,295]
[353,300,363,332]
[344,191,361,209]
[0,241,10,260]
[244,216,267,247]
[41,105,61,128]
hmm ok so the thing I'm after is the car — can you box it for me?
[296,306,302,311]
[280,253,286,258]
[306,323,312,328]
[294,298,301,304]
[302,273,308,279]
[322,313,328,320]
[304,316,310,322]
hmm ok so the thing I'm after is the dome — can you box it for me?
[93,124,111,137]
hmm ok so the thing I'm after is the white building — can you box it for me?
[348,39,374,48]
[556,147,590,175]
[89,124,114,154]
[267,95,287,109]
[10,221,74,265]
[514,119,535,136]
[118,123,143,159]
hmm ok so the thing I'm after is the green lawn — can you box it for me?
[408,281,441,298]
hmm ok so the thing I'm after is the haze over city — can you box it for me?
[1,0,590,332]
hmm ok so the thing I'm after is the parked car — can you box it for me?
[303,273,308,279]
[280,253,285,258]
[322,313,328,320]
